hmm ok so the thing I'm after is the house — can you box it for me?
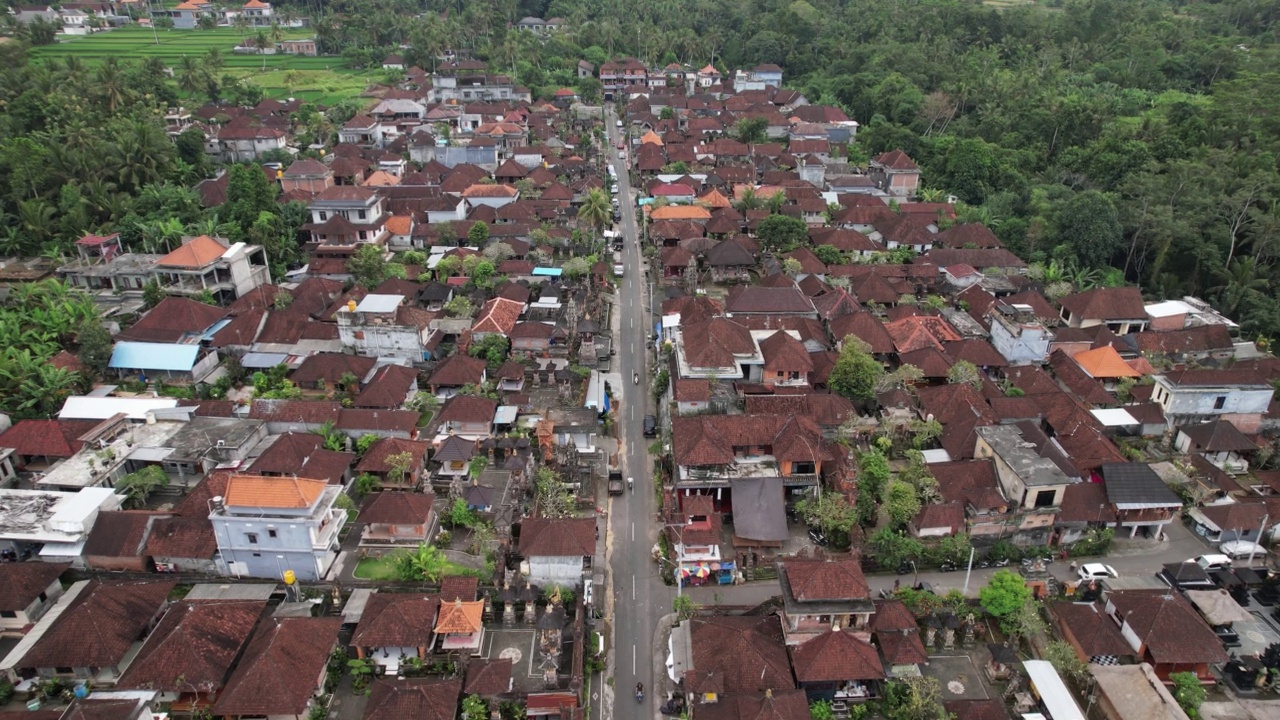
[472,296,525,339]
[1058,287,1148,334]
[870,599,929,675]
[0,418,102,471]
[1187,501,1268,544]
[1151,369,1274,432]
[436,395,497,439]
[115,598,266,708]
[517,516,596,586]
[351,592,441,671]
[144,515,220,574]
[465,658,515,698]
[974,423,1076,512]
[776,557,874,646]
[211,617,343,719]
[155,235,271,303]
[1089,664,1192,720]
[107,341,220,383]
[209,475,347,581]
[724,286,817,319]
[334,293,433,362]
[214,119,288,162]
[1049,601,1135,665]
[0,562,67,636]
[1175,419,1258,474]
[355,438,430,489]
[910,502,966,538]
[291,352,375,390]
[434,598,485,654]
[790,628,885,703]
[987,303,1054,365]
[1054,482,1117,546]
[360,491,436,546]
[433,434,479,486]
[364,678,461,720]
[281,158,334,194]
[0,579,173,685]
[307,185,390,247]
[1103,590,1228,682]
[758,330,813,388]
[669,615,794,703]
[246,432,353,486]
[117,296,227,343]
[668,495,724,587]
[354,363,418,410]
[697,691,810,720]
[1100,463,1183,540]
[868,150,919,198]
[82,511,164,573]
[428,354,488,396]
[278,38,318,55]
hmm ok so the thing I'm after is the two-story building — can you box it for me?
[1151,369,1275,433]
[868,150,920,198]
[517,517,596,586]
[1100,463,1183,540]
[154,235,271,304]
[335,294,435,362]
[974,423,1077,545]
[600,58,648,100]
[281,158,334,194]
[209,475,347,581]
[1058,287,1148,334]
[306,185,390,247]
[0,563,67,636]
[987,303,1054,365]
[777,557,875,646]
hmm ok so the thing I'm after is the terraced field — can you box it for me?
[30,27,380,104]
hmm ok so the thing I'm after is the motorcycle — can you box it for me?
[634,372,639,385]
[636,685,644,703]
[939,561,958,573]
[993,558,1010,567]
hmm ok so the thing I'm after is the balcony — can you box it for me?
[677,456,817,487]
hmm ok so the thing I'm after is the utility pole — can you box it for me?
[1249,513,1268,566]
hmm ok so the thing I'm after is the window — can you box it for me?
[1034,490,1057,508]
[0,610,17,618]
[1214,396,1227,410]
[246,532,259,544]
[359,231,367,240]
[319,211,327,221]
[267,529,278,539]
[358,210,367,220]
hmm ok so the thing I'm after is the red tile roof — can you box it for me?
[464,659,513,695]
[0,419,101,459]
[686,616,792,694]
[790,628,884,682]
[472,296,525,336]
[352,593,440,648]
[781,558,869,601]
[117,599,266,692]
[0,562,67,613]
[519,517,596,557]
[157,235,228,269]
[213,617,343,717]
[291,353,376,386]
[143,516,218,560]
[16,580,174,671]
[83,511,161,559]
[356,437,429,474]
[429,354,487,387]
[117,296,228,343]
[364,678,461,720]
[1059,287,1146,321]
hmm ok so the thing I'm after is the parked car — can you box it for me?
[1077,563,1119,581]
[643,415,657,437]
[1220,540,1268,559]
[1192,554,1234,571]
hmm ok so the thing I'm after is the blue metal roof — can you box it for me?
[532,267,563,277]
[108,342,200,371]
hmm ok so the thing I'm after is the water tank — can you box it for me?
[347,300,357,312]
[283,569,296,585]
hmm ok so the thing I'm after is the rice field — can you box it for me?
[30,27,381,104]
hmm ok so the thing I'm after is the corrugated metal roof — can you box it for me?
[108,341,200,371]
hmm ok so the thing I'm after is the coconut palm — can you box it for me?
[577,187,612,236]
[1210,257,1271,317]
[94,58,129,113]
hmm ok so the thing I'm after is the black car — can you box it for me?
[1214,625,1241,647]
[643,414,657,437]
[613,210,622,220]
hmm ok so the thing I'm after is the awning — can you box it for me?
[1185,589,1253,626]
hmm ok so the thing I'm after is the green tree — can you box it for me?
[142,280,165,309]
[348,244,391,288]
[734,116,768,144]
[467,221,490,246]
[885,480,922,530]
[1043,641,1088,685]
[867,527,923,569]
[448,497,479,529]
[577,187,612,236]
[444,295,474,318]
[979,570,1033,620]
[946,360,983,389]
[75,319,115,375]
[115,465,169,508]
[1052,190,1123,269]
[468,334,509,368]
[462,695,488,720]
[882,676,947,720]
[1170,671,1206,719]
[829,338,884,405]
[755,214,808,253]
[796,492,857,542]
[813,245,846,266]
[253,363,302,399]
[223,163,277,236]
[394,543,449,583]
[672,594,700,622]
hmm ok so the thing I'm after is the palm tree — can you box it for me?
[111,120,174,192]
[733,185,762,211]
[233,13,250,38]
[18,199,56,249]
[765,189,786,214]
[577,188,611,236]
[177,55,207,95]
[1210,257,1270,317]
[94,58,129,113]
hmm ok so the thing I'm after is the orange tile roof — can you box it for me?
[385,215,413,235]
[697,188,732,208]
[361,170,401,187]
[243,0,268,6]
[650,205,710,221]
[639,130,663,146]
[158,235,228,269]
[1073,346,1141,379]
[224,475,328,509]
[434,598,484,634]
[462,184,519,198]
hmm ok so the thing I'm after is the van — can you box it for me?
[1192,554,1233,571]
[616,119,623,128]
[613,264,624,277]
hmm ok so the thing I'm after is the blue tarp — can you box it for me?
[108,342,200,372]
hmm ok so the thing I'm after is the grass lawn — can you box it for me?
[353,551,475,581]
[29,27,382,104]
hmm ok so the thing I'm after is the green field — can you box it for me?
[30,27,380,104]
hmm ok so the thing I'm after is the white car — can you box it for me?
[1077,563,1119,581]
[1220,540,1267,559]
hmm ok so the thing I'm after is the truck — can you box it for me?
[608,471,624,496]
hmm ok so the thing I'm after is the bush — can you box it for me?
[1170,672,1205,719]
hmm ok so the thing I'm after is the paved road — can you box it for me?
[604,107,671,720]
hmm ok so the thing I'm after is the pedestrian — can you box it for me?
[893,578,900,591]
[1069,560,1078,572]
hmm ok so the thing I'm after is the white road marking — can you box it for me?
[631,522,635,542]
[633,644,637,674]
[632,575,636,600]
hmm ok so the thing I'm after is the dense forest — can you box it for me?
[3,0,1280,337]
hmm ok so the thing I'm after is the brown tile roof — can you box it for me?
[356,437,429,474]
[439,576,479,602]
[213,617,342,717]
[519,517,596,557]
[429,353,488,387]
[1130,325,1234,355]
[671,414,830,467]
[437,394,498,424]
[943,700,1010,720]
[912,502,966,533]
[781,558,869,601]
[1197,501,1268,532]
[936,223,1002,249]
[830,312,895,355]
[876,629,929,666]
[871,599,918,632]
[1048,349,1116,406]
[0,419,101,459]
[83,511,161,559]
[360,491,435,525]
[686,616,793,694]
[1059,483,1120,524]
[930,460,1007,512]
[1106,590,1228,665]
[916,383,997,426]
[1162,368,1270,388]
[143,516,218,560]
[790,628,884,682]
[926,248,1026,270]
[117,599,266,691]
[16,580,174,671]
[464,659,513,695]
[364,678,460,720]
[0,562,67,612]
[1059,287,1146,321]
[352,593,440,648]
[336,408,421,434]
[225,475,329,509]
[352,364,419,409]
[874,149,918,170]
[724,286,815,315]
[117,296,228,343]
[292,353,376,386]
[681,317,755,369]
[742,393,855,427]
[1049,601,1132,658]
[696,690,809,720]
[944,339,1008,368]
[173,469,232,517]
[434,598,484,634]
[157,235,229,269]
[246,432,354,484]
